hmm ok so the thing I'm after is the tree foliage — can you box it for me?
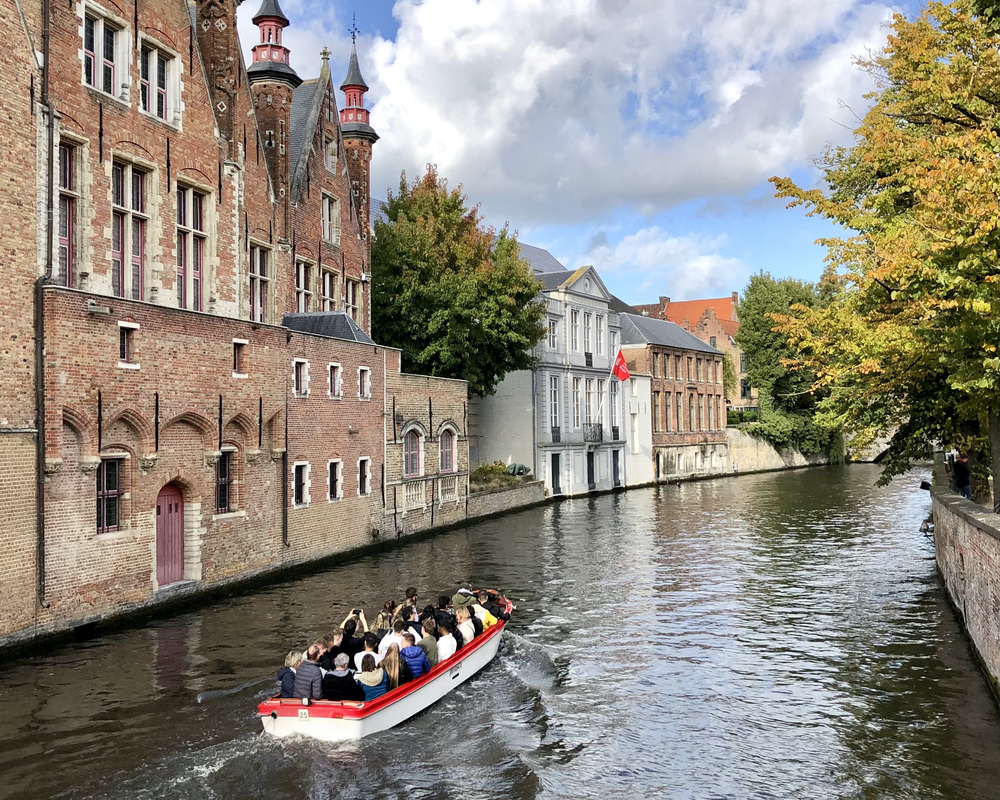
[372,166,546,396]
[770,1,1000,500]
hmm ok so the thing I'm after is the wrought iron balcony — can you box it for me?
[585,352,594,367]
[611,425,620,441]
[583,423,603,443]
[551,426,561,443]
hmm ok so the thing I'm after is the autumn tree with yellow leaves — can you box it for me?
[771,1,1000,505]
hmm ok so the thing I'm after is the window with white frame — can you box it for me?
[111,161,147,300]
[327,459,343,500]
[292,359,309,397]
[295,260,312,312]
[292,462,310,506]
[249,245,269,323]
[548,318,558,349]
[328,362,342,398]
[585,378,595,424]
[118,321,139,367]
[58,143,79,288]
[140,44,177,123]
[232,339,247,376]
[611,330,619,355]
[549,376,559,430]
[598,379,605,424]
[572,377,581,428]
[570,310,580,351]
[216,448,237,513]
[176,185,207,311]
[358,366,371,399]
[596,315,605,355]
[322,195,340,244]
[320,269,339,311]
[345,279,360,322]
[358,457,371,495]
[83,13,123,97]
[610,380,619,428]
[440,428,455,473]
[583,313,592,353]
[403,430,423,478]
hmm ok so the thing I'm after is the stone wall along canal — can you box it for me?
[1,464,999,799]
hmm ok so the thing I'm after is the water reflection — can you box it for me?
[1,464,999,800]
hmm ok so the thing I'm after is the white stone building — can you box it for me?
[471,245,632,496]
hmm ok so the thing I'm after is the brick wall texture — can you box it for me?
[0,0,471,645]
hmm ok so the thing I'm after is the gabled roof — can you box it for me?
[283,312,375,345]
[663,295,738,325]
[341,42,369,90]
[608,294,639,315]
[619,313,720,355]
[519,243,568,274]
[289,78,322,200]
[538,271,571,291]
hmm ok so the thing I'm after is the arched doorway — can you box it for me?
[156,483,185,586]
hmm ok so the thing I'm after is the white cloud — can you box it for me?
[363,0,900,225]
[575,226,748,302]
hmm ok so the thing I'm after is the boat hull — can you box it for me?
[259,618,506,742]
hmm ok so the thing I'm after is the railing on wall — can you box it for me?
[404,479,425,510]
[583,423,603,443]
[439,475,459,503]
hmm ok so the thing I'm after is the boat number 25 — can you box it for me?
[298,709,309,720]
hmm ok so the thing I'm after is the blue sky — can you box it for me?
[238,0,926,305]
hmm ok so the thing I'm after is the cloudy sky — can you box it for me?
[238,0,924,305]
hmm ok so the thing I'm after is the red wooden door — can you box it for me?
[156,484,185,586]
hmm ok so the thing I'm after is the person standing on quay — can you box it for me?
[954,455,972,500]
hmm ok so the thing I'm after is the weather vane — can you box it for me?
[349,13,359,44]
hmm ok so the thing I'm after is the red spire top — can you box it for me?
[247,0,300,86]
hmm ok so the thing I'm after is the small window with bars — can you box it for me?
[96,457,123,533]
[216,450,236,513]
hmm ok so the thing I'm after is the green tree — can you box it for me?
[372,166,546,396]
[736,272,821,413]
[771,1,1000,503]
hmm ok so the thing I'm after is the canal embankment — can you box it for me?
[931,459,1000,697]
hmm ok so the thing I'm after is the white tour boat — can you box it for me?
[257,601,511,741]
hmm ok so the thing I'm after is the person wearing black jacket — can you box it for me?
[322,653,365,702]
[476,591,509,621]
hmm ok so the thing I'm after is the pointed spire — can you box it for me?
[251,0,289,26]
[340,42,369,91]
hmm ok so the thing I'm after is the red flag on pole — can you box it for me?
[611,349,630,382]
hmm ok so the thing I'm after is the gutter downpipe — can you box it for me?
[36,0,54,609]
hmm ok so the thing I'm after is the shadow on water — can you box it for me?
[1,464,999,800]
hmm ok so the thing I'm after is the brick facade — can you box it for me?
[0,0,466,645]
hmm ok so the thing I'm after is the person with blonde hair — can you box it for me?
[380,643,413,691]
[455,605,476,648]
[277,650,301,698]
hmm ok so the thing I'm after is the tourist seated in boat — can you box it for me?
[340,612,368,660]
[292,642,324,700]
[354,654,388,701]
[436,618,457,662]
[319,630,344,671]
[416,617,439,666]
[432,595,454,629]
[380,643,413,690]
[277,650,301,698]
[353,632,383,672]
[400,632,432,679]
[373,599,396,636]
[378,619,407,656]
[455,606,477,646]
[476,590,509,622]
[397,605,423,640]
[322,653,365,702]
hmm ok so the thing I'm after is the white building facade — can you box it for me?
[473,246,629,496]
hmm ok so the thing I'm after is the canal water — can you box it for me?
[2,464,1000,800]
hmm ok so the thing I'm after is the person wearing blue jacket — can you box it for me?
[355,654,388,700]
[399,632,431,679]
[277,650,301,698]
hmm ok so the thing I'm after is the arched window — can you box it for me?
[440,429,455,473]
[404,430,422,477]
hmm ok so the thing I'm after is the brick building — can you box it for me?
[634,293,759,411]
[619,313,728,481]
[0,0,467,646]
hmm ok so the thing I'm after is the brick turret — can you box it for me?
[340,39,378,237]
[247,0,300,235]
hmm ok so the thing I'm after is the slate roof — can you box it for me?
[282,312,376,345]
[619,313,720,354]
[288,79,321,199]
[246,59,302,87]
[341,43,369,90]
[608,294,639,315]
[538,271,571,292]
[519,243,568,274]
[251,0,289,24]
